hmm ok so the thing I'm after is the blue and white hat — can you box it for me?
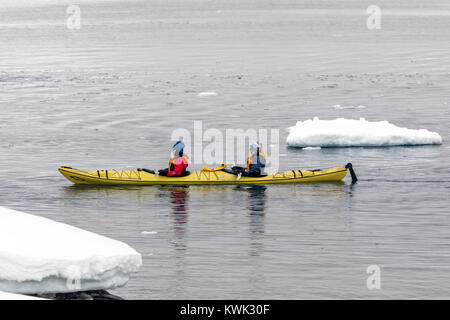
[172,141,185,155]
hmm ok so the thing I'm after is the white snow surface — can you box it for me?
[0,290,46,300]
[286,117,443,147]
[0,207,142,294]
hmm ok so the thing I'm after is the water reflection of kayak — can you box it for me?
[58,163,357,185]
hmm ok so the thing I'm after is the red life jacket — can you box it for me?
[168,156,188,176]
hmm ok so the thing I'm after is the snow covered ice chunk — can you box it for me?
[0,207,142,294]
[286,117,442,147]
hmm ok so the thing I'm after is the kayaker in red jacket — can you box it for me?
[168,151,189,176]
[159,141,190,177]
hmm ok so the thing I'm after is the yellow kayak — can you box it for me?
[58,163,356,186]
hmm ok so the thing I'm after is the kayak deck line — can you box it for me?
[58,165,352,186]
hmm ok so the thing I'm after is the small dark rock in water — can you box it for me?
[33,290,123,300]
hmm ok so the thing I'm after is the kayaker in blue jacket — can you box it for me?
[236,142,266,180]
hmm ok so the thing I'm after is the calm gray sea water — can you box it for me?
[1,0,449,299]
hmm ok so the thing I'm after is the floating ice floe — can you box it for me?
[286,117,443,147]
[332,104,366,110]
[0,206,142,295]
[197,92,218,97]
[141,231,157,235]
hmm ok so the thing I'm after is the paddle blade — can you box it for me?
[202,164,226,172]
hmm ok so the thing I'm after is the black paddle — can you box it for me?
[345,163,358,184]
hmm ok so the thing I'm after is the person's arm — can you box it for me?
[182,154,189,166]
